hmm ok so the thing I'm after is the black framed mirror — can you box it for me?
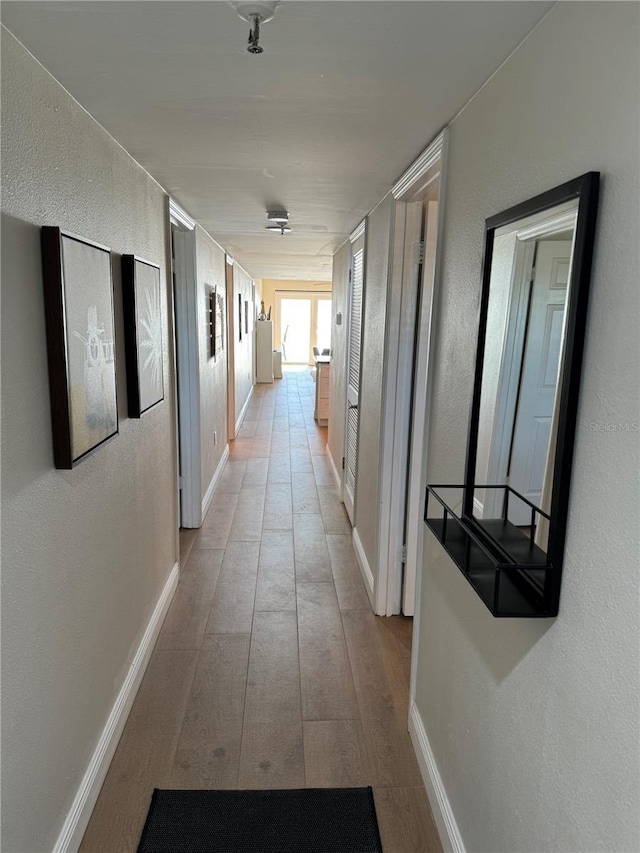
[425,173,599,617]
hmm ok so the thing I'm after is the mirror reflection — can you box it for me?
[473,199,579,552]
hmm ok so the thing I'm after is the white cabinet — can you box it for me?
[273,349,282,379]
[314,357,330,425]
[255,320,274,383]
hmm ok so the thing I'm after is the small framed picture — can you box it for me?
[238,293,243,342]
[121,255,164,417]
[213,286,224,359]
[209,287,216,359]
[41,227,119,468]
[209,285,226,360]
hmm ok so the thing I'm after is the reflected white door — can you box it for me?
[508,240,571,523]
[344,236,364,524]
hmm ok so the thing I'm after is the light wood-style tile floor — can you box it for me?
[80,367,441,852]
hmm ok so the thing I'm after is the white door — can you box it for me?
[171,226,202,528]
[226,258,236,439]
[403,201,439,614]
[344,235,364,524]
[382,201,423,615]
[508,239,571,524]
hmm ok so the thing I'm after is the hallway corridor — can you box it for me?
[79,367,440,852]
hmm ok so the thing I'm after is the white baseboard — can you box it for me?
[202,444,230,518]
[235,385,254,435]
[53,563,180,853]
[408,701,465,853]
[352,527,375,606]
[326,444,343,497]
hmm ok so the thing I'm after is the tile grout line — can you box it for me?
[290,376,308,788]
[235,390,266,790]
[163,647,202,788]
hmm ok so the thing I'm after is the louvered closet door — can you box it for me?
[344,236,364,524]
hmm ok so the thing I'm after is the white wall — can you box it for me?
[195,226,228,502]
[414,4,640,851]
[1,28,178,852]
[232,262,255,427]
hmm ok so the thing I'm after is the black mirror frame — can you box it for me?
[463,172,600,615]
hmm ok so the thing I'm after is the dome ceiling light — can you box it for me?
[232,1,280,54]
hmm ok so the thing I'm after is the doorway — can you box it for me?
[226,256,236,439]
[280,298,311,363]
[275,292,333,365]
[377,132,447,616]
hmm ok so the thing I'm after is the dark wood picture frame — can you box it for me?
[41,227,119,469]
[122,255,164,417]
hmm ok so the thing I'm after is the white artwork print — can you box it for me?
[73,305,116,429]
[136,261,164,412]
[216,290,225,356]
[62,236,118,460]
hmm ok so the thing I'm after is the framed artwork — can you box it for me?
[238,293,243,342]
[122,255,164,417]
[208,287,216,359]
[41,227,118,469]
[208,285,225,360]
[214,286,224,359]
[244,299,249,335]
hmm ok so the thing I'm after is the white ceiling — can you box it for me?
[2,1,551,280]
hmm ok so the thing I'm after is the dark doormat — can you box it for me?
[137,787,383,853]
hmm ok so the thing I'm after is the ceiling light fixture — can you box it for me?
[233,1,280,54]
[267,210,289,226]
[266,209,291,235]
[266,225,292,235]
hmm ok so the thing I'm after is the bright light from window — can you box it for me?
[281,299,311,363]
[317,299,332,352]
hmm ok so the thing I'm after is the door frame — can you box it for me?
[377,200,423,615]
[169,199,202,529]
[402,198,441,615]
[376,130,448,616]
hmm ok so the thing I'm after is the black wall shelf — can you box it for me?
[425,485,556,618]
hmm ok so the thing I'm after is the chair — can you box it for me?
[313,346,320,358]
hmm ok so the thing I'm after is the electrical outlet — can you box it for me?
[213,430,218,446]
